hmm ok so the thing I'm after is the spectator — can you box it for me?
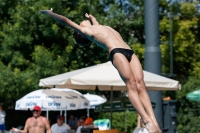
[68,115,78,130]
[51,115,70,133]
[76,117,95,133]
[76,116,86,133]
[76,119,80,128]
[83,117,94,128]
[10,105,52,133]
[0,105,6,133]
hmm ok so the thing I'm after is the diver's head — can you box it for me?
[73,31,91,47]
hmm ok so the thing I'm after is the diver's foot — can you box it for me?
[143,119,158,133]
[150,117,162,133]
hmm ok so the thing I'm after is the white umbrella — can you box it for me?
[83,93,106,108]
[39,61,181,91]
[83,93,107,117]
[50,88,90,109]
[50,88,90,122]
[15,89,79,111]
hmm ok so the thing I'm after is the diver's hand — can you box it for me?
[85,13,90,18]
[38,8,53,14]
[85,13,95,19]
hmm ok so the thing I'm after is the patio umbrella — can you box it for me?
[186,89,200,101]
[83,93,107,117]
[50,88,90,122]
[15,89,80,111]
[39,61,181,127]
[50,88,90,109]
[39,61,181,91]
[83,93,107,108]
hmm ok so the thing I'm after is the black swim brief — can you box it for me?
[109,48,134,64]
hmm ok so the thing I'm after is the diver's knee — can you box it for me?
[136,79,146,92]
[126,78,137,90]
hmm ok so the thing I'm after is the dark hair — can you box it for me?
[79,116,87,121]
[73,31,91,47]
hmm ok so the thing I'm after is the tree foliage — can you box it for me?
[176,76,200,133]
[159,0,200,77]
[159,1,200,132]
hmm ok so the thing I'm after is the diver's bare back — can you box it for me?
[26,117,46,133]
[88,25,130,52]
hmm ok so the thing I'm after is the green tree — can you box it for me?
[159,1,200,132]
[176,76,200,133]
[159,1,200,77]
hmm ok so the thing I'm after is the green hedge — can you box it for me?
[98,110,137,133]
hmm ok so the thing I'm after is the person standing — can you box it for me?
[51,115,70,133]
[0,105,6,133]
[10,105,52,133]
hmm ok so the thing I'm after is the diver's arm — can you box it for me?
[39,9,83,33]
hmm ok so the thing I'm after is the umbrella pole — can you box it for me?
[64,110,67,123]
[46,110,49,120]
[60,110,62,115]
[87,108,90,117]
[110,86,113,128]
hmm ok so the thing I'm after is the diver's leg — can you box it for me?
[112,53,158,133]
[129,54,161,133]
